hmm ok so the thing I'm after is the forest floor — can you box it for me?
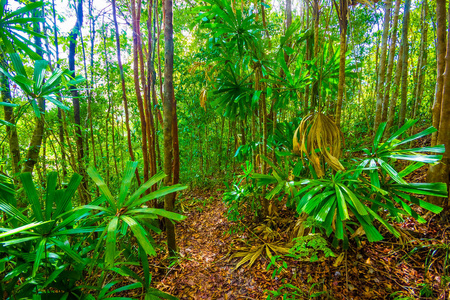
[136,184,450,300]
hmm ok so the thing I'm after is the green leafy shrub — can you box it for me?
[0,162,184,299]
[253,121,447,245]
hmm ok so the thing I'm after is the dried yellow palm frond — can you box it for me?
[199,87,208,111]
[290,213,309,240]
[293,112,345,177]
[230,242,291,269]
[187,62,205,74]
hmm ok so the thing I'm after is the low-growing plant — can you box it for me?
[0,161,184,299]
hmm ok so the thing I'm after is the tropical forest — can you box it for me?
[0,0,450,298]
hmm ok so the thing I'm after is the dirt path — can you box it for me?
[155,191,274,299]
[149,190,449,300]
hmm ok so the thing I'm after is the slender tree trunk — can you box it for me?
[382,0,401,123]
[112,0,140,184]
[131,0,150,184]
[147,0,158,188]
[335,0,348,128]
[374,0,392,131]
[397,0,411,129]
[23,2,45,174]
[311,0,320,111]
[163,0,177,255]
[431,0,447,147]
[1,67,20,177]
[410,0,428,133]
[385,1,409,136]
[68,0,89,203]
[428,0,449,210]
[51,0,66,178]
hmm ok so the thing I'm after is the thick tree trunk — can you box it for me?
[335,0,348,128]
[163,0,177,255]
[374,0,391,132]
[397,0,411,129]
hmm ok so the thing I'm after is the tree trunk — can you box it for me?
[335,0,348,128]
[382,0,401,123]
[427,0,449,210]
[397,0,411,129]
[163,0,177,255]
[131,0,149,184]
[374,0,391,132]
[112,0,141,184]
[431,0,447,147]
[1,68,21,177]
[68,0,89,203]
[385,0,407,137]
[23,2,45,175]
[410,0,428,132]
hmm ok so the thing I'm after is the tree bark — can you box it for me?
[131,0,150,184]
[163,0,177,255]
[428,0,449,210]
[112,0,141,184]
[1,67,20,177]
[397,0,411,129]
[23,2,45,175]
[335,0,348,128]
[382,0,401,123]
[374,0,391,132]
[410,0,428,131]
[431,0,447,147]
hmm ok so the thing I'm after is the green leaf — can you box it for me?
[373,122,387,151]
[105,217,119,269]
[87,166,116,210]
[121,216,156,257]
[33,60,48,92]
[0,102,18,107]
[54,173,82,217]
[376,158,406,184]
[127,208,186,221]
[0,221,47,239]
[0,199,31,224]
[118,161,139,206]
[33,237,47,276]
[337,183,368,216]
[45,172,58,220]
[335,185,349,221]
[49,237,85,264]
[20,172,43,222]
[131,185,187,208]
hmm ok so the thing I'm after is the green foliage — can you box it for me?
[0,0,45,59]
[0,53,86,117]
[223,161,261,222]
[0,163,183,299]
[252,121,447,246]
[85,161,187,268]
[287,235,336,263]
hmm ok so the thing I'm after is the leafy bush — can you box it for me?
[252,121,447,245]
[0,162,184,299]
